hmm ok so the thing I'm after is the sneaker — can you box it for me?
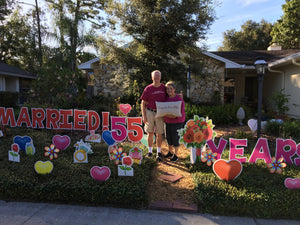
[156,153,163,162]
[170,154,178,162]
[165,151,173,158]
[146,152,153,158]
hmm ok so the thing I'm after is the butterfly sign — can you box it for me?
[8,143,20,162]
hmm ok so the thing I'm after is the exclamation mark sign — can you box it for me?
[102,112,109,131]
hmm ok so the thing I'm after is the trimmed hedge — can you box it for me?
[0,127,155,208]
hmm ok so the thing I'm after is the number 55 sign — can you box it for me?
[111,117,143,143]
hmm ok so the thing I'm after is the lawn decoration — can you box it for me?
[44,144,60,160]
[248,119,267,133]
[129,147,143,164]
[34,161,53,174]
[74,139,93,154]
[85,130,101,143]
[118,156,134,176]
[247,118,258,133]
[102,130,115,146]
[213,159,243,181]
[284,178,300,189]
[8,143,20,162]
[108,144,118,159]
[201,149,217,166]
[74,149,88,163]
[73,140,93,163]
[140,134,155,148]
[90,166,111,182]
[267,157,286,174]
[25,141,35,155]
[178,115,216,164]
[111,146,127,165]
[119,104,132,116]
[13,135,32,151]
[52,135,71,150]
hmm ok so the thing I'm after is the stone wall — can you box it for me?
[91,63,123,98]
[86,56,225,103]
[189,56,225,104]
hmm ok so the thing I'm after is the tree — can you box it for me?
[100,0,215,89]
[219,20,273,51]
[271,0,300,49]
[46,0,107,70]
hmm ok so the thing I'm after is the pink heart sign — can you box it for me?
[284,178,300,189]
[52,135,71,150]
[90,166,111,182]
[119,104,132,115]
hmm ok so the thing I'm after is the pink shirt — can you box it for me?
[164,94,185,124]
[140,83,166,110]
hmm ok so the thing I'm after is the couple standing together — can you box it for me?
[140,70,185,162]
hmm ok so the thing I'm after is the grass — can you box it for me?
[0,127,155,208]
[184,136,300,220]
[0,127,299,220]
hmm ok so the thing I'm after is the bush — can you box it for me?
[265,119,300,140]
[185,103,253,125]
[0,127,156,208]
[0,91,19,107]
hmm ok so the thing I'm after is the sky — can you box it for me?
[206,0,286,51]
[19,0,286,52]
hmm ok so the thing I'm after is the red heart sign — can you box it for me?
[284,178,300,189]
[52,135,71,150]
[90,166,111,182]
[213,159,243,181]
[119,104,132,115]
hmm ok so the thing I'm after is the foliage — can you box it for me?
[26,63,86,107]
[45,0,107,70]
[271,0,300,49]
[0,127,156,208]
[219,20,273,51]
[185,103,253,125]
[0,91,19,107]
[265,119,300,140]
[269,89,290,116]
[99,0,216,91]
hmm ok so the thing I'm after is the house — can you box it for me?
[206,44,300,119]
[78,44,300,119]
[0,62,37,104]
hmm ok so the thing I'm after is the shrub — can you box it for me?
[265,119,300,140]
[0,91,19,107]
[185,103,253,125]
[0,127,155,208]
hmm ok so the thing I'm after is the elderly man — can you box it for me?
[140,70,166,162]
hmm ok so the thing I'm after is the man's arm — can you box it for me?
[141,100,147,124]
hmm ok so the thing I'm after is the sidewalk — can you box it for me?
[0,201,299,225]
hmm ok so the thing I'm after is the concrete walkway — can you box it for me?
[0,201,299,225]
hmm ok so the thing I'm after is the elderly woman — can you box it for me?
[164,81,185,162]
